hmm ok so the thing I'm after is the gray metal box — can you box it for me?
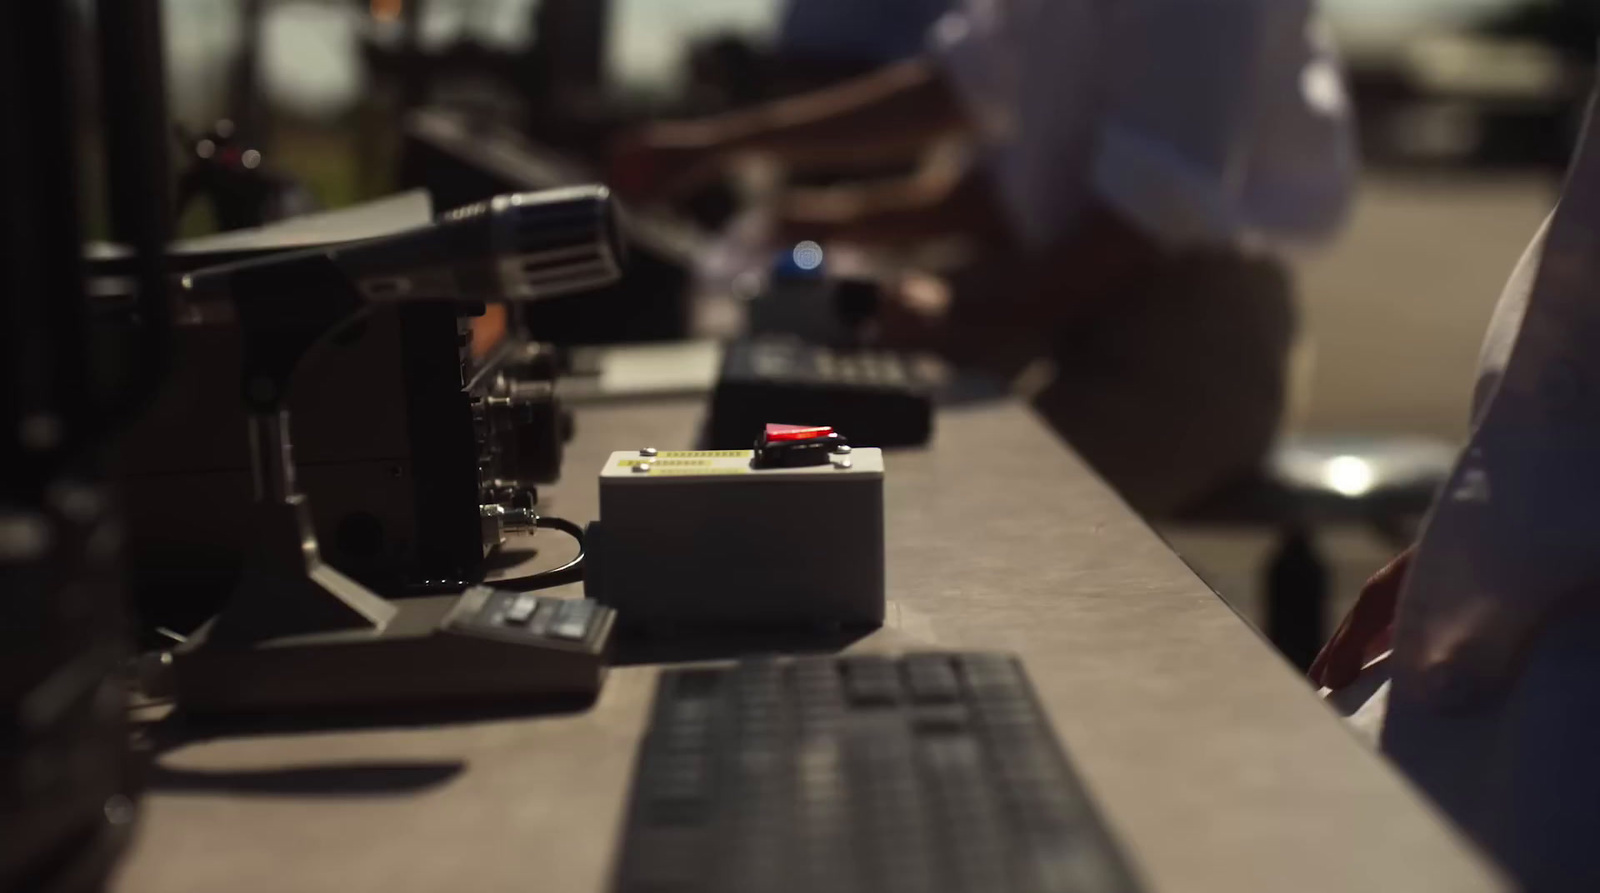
[588,448,884,628]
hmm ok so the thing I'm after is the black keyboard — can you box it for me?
[612,653,1144,893]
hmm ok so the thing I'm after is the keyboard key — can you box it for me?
[904,654,960,702]
[503,594,538,624]
[959,653,1025,688]
[842,656,901,705]
[912,703,969,733]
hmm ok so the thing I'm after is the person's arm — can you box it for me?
[774,140,993,244]
[610,58,969,200]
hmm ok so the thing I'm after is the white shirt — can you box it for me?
[929,0,1357,250]
[1379,89,1600,890]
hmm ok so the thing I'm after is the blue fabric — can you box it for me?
[777,0,953,65]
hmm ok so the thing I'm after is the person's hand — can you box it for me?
[607,122,728,204]
[1310,546,1415,690]
[876,271,954,353]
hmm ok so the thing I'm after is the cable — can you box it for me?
[488,515,586,592]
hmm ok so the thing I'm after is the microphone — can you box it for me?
[181,184,624,305]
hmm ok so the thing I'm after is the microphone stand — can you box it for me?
[169,243,615,715]
[199,253,398,645]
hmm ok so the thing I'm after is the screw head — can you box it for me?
[104,794,136,826]
[634,462,653,473]
[640,447,658,457]
[832,444,852,455]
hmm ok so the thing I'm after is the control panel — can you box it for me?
[585,435,885,630]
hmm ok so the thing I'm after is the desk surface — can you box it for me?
[114,398,1505,893]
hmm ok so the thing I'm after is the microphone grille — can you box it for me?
[489,185,623,301]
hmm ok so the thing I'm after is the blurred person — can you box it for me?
[612,0,1356,517]
[1311,82,1600,892]
[776,0,951,73]
[723,0,956,111]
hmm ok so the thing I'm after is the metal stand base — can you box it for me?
[205,493,398,645]
[174,591,613,714]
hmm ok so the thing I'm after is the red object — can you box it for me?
[763,424,833,443]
